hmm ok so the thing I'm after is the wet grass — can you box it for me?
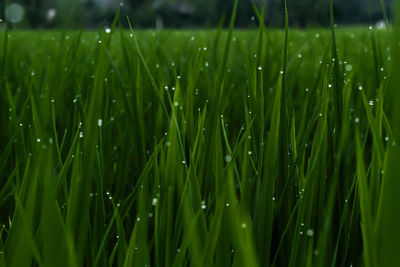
[0,4,400,267]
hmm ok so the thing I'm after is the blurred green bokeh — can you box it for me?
[0,0,393,29]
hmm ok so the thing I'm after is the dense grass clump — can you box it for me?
[1,9,400,267]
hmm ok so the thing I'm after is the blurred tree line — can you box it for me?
[0,0,392,28]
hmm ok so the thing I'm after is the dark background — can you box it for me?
[0,0,393,29]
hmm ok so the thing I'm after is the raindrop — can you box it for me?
[152,198,158,206]
[98,119,103,127]
[345,64,353,72]
[307,229,314,236]
[224,155,232,162]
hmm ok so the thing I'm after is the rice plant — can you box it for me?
[0,0,399,266]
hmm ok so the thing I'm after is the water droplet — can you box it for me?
[307,229,314,236]
[105,28,111,34]
[241,223,247,229]
[248,151,252,155]
[258,66,262,71]
[174,101,179,107]
[79,132,84,138]
[98,119,103,127]
[152,198,158,206]
[224,155,232,162]
[358,85,363,91]
[345,64,353,72]
[201,200,206,210]
[354,117,360,123]
[36,138,41,143]
[369,100,374,106]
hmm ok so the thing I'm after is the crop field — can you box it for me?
[0,3,400,267]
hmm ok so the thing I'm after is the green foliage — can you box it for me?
[0,5,400,267]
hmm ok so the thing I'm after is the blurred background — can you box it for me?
[0,0,392,29]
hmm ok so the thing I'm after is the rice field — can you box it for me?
[0,3,400,266]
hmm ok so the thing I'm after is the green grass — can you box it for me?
[1,8,400,267]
